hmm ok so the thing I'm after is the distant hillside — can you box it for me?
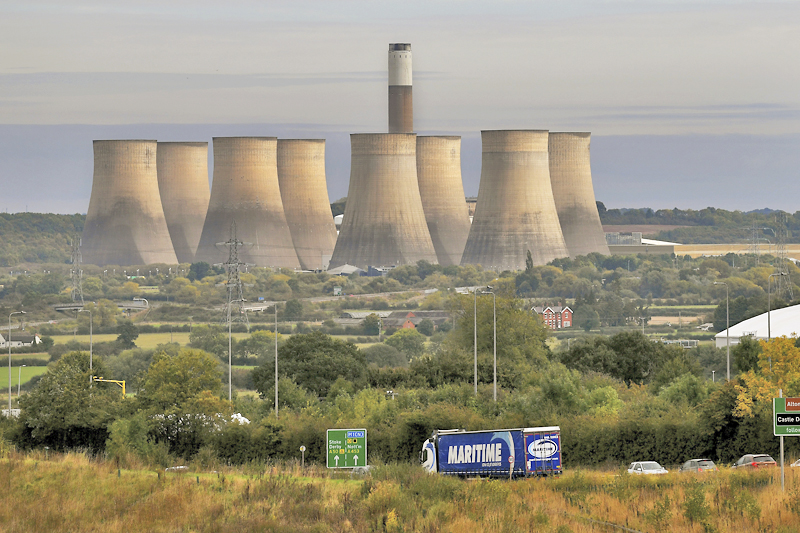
[0,213,85,266]
[597,202,800,244]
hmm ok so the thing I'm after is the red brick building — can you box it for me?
[532,306,573,329]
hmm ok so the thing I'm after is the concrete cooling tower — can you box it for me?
[329,133,438,269]
[548,132,610,257]
[82,140,178,266]
[156,142,211,264]
[461,130,569,271]
[276,139,338,270]
[194,137,300,268]
[388,43,413,133]
[416,136,471,266]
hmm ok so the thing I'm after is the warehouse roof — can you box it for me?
[715,304,800,348]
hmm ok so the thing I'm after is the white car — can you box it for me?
[791,459,800,468]
[628,461,668,475]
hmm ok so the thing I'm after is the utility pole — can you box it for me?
[70,235,84,305]
[216,222,252,402]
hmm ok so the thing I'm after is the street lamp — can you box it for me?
[227,298,245,403]
[18,365,25,397]
[713,281,730,381]
[473,287,479,396]
[768,272,787,340]
[78,308,93,372]
[275,303,279,418]
[482,287,497,402]
[8,310,25,415]
[133,297,149,320]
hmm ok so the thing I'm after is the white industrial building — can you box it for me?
[715,304,800,348]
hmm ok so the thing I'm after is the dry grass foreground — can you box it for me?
[2,451,800,532]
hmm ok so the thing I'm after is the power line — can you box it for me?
[216,221,251,330]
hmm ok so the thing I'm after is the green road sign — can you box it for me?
[327,429,367,468]
[773,398,800,436]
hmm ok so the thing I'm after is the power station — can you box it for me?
[156,142,211,264]
[194,137,300,269]
[388,44,413,134]
[80,44,609,272]
[82,140,178,267]
[461,130,569,271]
[277,139,338,270]
[549,132,610,257]
[329,133,438,269]
[416,136,471,266]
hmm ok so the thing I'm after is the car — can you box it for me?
[679,458,718,473]
[627,461,668,475]
[732,454,777,469]
[790,459,800,468]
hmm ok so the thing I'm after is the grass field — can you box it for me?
[0,366,48,388]
[1,452,800,532]
[51,332,251,349]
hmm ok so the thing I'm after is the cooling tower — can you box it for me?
[329,133,438,269]
[194,137,300,268]
[82,140,178,266]
[461,130,569,271]
[388,43,413,133]
[416,136,471,266]
[156,142,211,263]
[549,132,610,257]
[277,139,338,270]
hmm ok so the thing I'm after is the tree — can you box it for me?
[189,324,228,359]
[235,330,282,365]
[116,320,139,349]
[607,331,673,384]
[573,306,600,332]
[385,329,427,359]
[105,348,155,392]
[188,262,212,281]
[137,348,225,411]
[734,336,761,374]
[363,344,408,368]
[253,331,365,398]
[284,299,303,320]
[734,336,800,418]
[363,313,381,336]
[416,318,435,336]
[136,348,230,458]
[18,351,118,451]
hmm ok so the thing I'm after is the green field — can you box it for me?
[51,332,252,349]
[0,365,48,388]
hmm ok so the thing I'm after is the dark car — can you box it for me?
[679,458,718,473]
[732,454,777,469]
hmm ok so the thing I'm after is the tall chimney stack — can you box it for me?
[388,43,413,133]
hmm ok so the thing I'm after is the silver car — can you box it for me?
[679,458,718,473]
[628,461,668,475]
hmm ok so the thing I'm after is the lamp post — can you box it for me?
[275,303,279,418]
[713,281,729,381]
[473,287,479,396]
[133,297,149,321]
[768,272,787,340]
[18,365,25,397]
[78,308,93,372]
[8,310,25,415]
[482,287,497,402]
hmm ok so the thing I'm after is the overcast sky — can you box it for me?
[1,1,799,213]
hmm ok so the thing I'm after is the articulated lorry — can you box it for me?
[420,426,561,478]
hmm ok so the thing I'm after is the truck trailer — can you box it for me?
[420,426,562,478]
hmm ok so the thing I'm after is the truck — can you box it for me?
[420,426,562,478]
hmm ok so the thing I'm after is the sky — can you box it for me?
[1,0,799,214]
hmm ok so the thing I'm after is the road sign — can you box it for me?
[327,429,367,468]
[773,398,800,436]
